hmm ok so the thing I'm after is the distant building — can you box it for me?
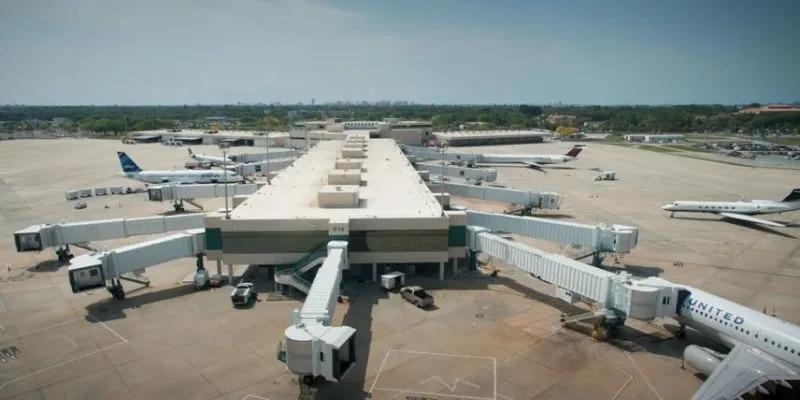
[546,114,578,126]
[624,134,684,143]
[739,104,800,114]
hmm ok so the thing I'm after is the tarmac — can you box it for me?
[0,138,797,400]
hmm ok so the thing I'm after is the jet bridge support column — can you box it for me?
[439,262,445,281]
[372,263,377,282]
[216,259,222,278]
[452,258,457,277]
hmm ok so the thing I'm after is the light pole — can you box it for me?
[219,142,231,219]
[440,143,447,216]
[266,136,271,185]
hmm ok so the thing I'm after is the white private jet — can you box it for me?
[661,189,800,227]
[117,151,244,184]
[187,148,236,167]
[637,277,800,400]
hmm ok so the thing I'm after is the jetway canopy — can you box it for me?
[467,227,678,322]
[466,210,638,253]
[147,183,263,202]
[425,181,564,211]
[230,149,299,163]
[415,161,497,182]
[13,214,205,252]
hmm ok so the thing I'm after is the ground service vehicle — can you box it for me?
[230,282,257,307]
[400,286,434,308]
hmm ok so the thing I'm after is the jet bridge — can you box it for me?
[467,227,680,340]
[278,241,357,385]
[414,161,498,182]
[227,157,297,177]
[229,149,299,164]
[67,228,206,299]
[13,214,205,260]
[466,210,638,263]
[147,183,264,211]
[426,181,565,213]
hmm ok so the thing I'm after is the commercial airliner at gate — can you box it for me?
[661,189,800,227]
[117,151,244,184]
[639,277,800,400]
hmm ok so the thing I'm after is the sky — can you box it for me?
[0,0,798,105]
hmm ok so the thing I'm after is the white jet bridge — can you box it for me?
[13,214,205,261]
[426,180,565,214]
[405,145,559,166]
[277,241,357,386]
[414,161,498,182]
[67,228,206,299]
[467,226,681,340]
[466,210,638,264]
[226,157,297,178]
[146,183,264,212]
[229,149,299,164]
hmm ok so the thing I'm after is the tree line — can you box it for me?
[0,104,798,135]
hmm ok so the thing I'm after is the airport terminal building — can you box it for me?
[204,136,467,281]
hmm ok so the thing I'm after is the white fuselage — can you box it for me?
[662,200,800,216]
[122,169,244,184]
[481,154,577,165]
[676,286,800,370]
[193,154,233,166]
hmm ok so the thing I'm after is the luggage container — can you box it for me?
[65,190,79,201]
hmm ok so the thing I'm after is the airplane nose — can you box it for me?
[661,205,673,211]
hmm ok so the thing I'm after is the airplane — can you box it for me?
[639,277,800,399]
[476,145,586,172]
[116,151,245,185]
[661,189,800,228]
[187,148,236,167]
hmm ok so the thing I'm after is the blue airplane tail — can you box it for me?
[117,151,142,173]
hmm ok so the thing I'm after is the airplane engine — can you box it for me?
[683,345,725,377]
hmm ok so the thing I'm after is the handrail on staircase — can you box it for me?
[292,243,328,273]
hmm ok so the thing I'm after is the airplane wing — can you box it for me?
[692,344,799,400]
[522,161,547,173]
[718,212,786,227]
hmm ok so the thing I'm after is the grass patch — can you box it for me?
[639,145,682,153]
[662,144,711,153]
[760,136,800,146]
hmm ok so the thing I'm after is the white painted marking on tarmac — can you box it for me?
[589,350,633,400]
[241,395,270,400]
[0,318,78,342]
[368,350,392,394]
[373,388,493,400]
[419,375,481,391]
[0,314,128,393]
[625,351,663,400]
[370,349,498,400]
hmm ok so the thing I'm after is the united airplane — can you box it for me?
[117,151,244,184]
[642,278,800,400]
[661,189,800,227]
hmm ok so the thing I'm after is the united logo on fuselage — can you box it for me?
[689,298,745,324]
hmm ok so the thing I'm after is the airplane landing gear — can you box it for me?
[675,323,687,339]
[670,212,675,218]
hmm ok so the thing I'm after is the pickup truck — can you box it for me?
[400,286,434,308]
[230,282,258,307]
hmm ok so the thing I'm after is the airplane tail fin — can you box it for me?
[565,145,584,158]
[117,151,142,173]
[780,189,800,203]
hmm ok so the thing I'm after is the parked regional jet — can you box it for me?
[638,277,800,399]
[187,148,235,167]
[661,189,800,227]
[117,151,245,184]
[481,144,585,172]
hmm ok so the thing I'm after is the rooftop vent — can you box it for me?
[318,185,360,208]
[328,169,362,186]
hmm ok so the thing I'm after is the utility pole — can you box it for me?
[219,142,231,219]
[440,143,447,216]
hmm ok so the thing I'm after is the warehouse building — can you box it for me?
[204,136,467,280]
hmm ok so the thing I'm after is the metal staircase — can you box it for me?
[274,244,327,295]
